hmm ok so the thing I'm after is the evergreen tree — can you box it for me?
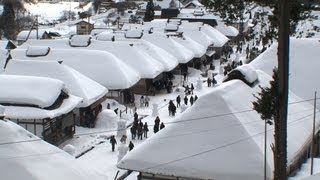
[253,68,278,121]
[144,0,154,22]
[1,2,16,40]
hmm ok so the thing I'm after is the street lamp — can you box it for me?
[264,119,273,180]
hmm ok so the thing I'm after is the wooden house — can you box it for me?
[0,75,81,145]
[4,59,108,128]
[76,20,94,35]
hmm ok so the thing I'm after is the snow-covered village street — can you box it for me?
[1,1,320,180]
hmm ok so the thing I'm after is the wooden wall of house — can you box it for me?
[78,96,105,128]
[130,79,148,95]
[14,111,76,146]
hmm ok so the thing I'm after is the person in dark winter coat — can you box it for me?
[190,83,194,94]
[154,116,160,133]
[134,112,138,121]
[130,126,137,140]
[128,141,134,151]
[139,120,143,128]
[212,76,217,86]
[184,96,188,105]
[176,95,181,107]
[143,122,149,138]
[190,96,194,106]
[109,135,117,152]
[137,125,143,140]
[168,100,176,116]
[160,122,165,130]
[194,95,198,102]
[207,77,212,87]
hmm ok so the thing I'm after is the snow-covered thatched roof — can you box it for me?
[171,35,206,58]
[250,38,320,101]
[109,38,179,72]
[118,70,320,179]
[11,47,140,90]
[0,120,106,180]
[5,60,108,108]
[16,38,165,79]
[142,32,194,64]
[0,75,65,108]
[215,20,239,37]
[179,25,214,48]
[200,24,229,47]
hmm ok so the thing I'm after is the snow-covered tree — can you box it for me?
[144,0,154,22]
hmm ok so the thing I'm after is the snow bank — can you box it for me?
[95,109,118,130]
[0,75,64,108]
[0,120,106,180]
[26,46,50,57]
[5,59,108,107]
[125,29,143,39]
[69,35,91,47]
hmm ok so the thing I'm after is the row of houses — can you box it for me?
[0,19,231,146]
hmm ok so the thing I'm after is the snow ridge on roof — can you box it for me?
[0,74,65,108]
[5,60,108,107]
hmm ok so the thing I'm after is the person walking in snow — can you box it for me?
[140,96,144,107]
[176,95,181,107]
[143,122,149,138]
[134,112,138,121]
[128,141,134,151]
[207,77,212,87]
[190,96,194,106]
[169,101,176,116]
[212,76,217,86]
[110,135,117,152]
[190,83,194,94]
[194,95,198,102]
[184,95,188,105]
[120,135,127,144]
[154,116,160,133]
[160,122,165,130]
[130,126,137,140]
[137,125,143,140]
[144,96,150,107]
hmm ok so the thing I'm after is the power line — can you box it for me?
[0,97,317,146]
[0,110,317,160]
[141,111,317,172]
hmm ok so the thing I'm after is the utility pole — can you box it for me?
[311,91,317,175]
[273,0,289,179]
[36,15,39,40]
